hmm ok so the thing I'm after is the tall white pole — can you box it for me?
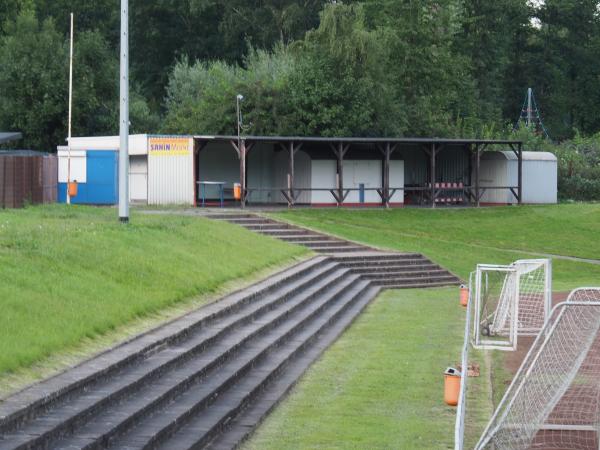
[527,87,533,128]
[67,13,74,205]
[119,0,129,222]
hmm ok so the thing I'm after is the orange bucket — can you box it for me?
[68,181,78,198]
[459,284,469,307]
[444,367,461,406]
[233,183,241,201]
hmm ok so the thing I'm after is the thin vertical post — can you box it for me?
[288,142,295,207]
[337,142,344,207]
[475,144,481,207]
[430,143,436,208]
[240,139,246,209]
[384,143,391,208]
[118,0,129,222]
[527,87,533,128]
[67,12,74,205]
[518,142,523,204]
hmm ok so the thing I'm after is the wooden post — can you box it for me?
[240,139,247,209]
[288,142,295,206]
[383,143,391,208]
[337,142,344,207]
[430,143,436,208]
[475,144,481,207]
[518,142,523,205]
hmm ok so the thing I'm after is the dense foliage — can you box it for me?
[1,0,600,198]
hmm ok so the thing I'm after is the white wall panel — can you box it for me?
[148,137,194,205]
[58,150,86,183]
[389,160,405,203]
[311,160,337,204]
[129,155,147,202]
[343,160,382,204]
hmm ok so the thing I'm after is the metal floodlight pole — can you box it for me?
[66,13,74,205]
[118,0,130,222]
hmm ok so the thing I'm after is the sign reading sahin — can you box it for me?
[148,137,190,156]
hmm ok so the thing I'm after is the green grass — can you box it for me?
[0,205,307,377]
[243,288,463,450]
[271,204,600,290]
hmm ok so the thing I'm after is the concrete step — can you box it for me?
[242,223,295,231]
[81,276,370,449]
[332,253,425,263]
[361,269,452,280]
[273,234,338,243]
[202,286,380,450]
[383,280,460,289]
[223,218,275,225]
[374,275,460,287]
[309,245,368,253]
[291,240,358,249]
[342,260,436,270]
[257,229,324,237]
[0,257,338,447]
[128,280,376,450]
[204,214,258,220]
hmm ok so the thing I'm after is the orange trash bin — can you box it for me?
[459,284,469,307]
[444,367,461,406]
[68,181,78,198]
[233,183,241,201]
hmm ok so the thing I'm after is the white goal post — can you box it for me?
[475,288,600,450]
[472,259,552,351]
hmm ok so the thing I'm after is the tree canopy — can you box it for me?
[2,0,600,150]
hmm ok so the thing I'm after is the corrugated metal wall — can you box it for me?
[519,159,557,204]
[148,137,194,205]
[0,153,57,208]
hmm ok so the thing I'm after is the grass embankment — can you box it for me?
[244,288,462,450]
[246,204,600,448]
[0,205,306,381]
[272,204,600,290]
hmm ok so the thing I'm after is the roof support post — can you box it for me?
[382,143,391,208]
[332,143,349,207]
[239,139,247,209]
[518,142,523,205]
[475,144,481,207]
[288,142,295,207]
[430,143,436,208]
[337,143,343,207]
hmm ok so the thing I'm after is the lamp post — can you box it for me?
[236,94,244,208]
[118,0,130,223]
[236,94,244,149]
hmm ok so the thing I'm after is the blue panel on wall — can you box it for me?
[58,150,118,205]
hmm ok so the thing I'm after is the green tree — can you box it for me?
[0,12,155,150]
[535,0,600,139]
[286,3,400,136]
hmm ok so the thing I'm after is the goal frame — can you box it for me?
[475,289,600,450]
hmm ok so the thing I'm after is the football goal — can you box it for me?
[472,259,552,351]
[475,288,600,450]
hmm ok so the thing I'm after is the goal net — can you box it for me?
[476,288,600,450]
[472,259,551,351]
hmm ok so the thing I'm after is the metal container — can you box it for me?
[147,136,194,205]
[478,151,557,204]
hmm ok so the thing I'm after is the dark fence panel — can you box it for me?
[0,153,57,208]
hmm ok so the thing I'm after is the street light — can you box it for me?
[236,94,244,149]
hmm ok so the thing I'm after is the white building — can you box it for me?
[57,135,553,207]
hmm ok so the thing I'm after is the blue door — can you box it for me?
[85,151,118,204]
[59,150,118,204]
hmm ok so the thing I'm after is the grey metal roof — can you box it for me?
[193,134,522,146]
[0,132,23,144]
